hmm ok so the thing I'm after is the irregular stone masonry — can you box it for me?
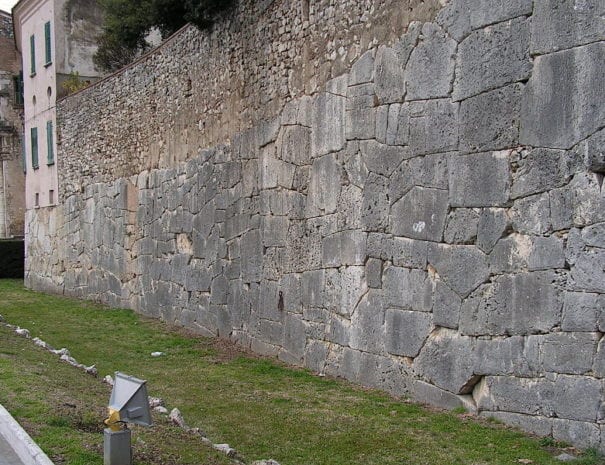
[26,0,605,452]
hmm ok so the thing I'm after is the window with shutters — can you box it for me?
[46,121,54,165]
[44,22,52,65]
[31,127,38,169]
[30,34,36,76]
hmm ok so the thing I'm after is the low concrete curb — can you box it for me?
[0,405,54,465]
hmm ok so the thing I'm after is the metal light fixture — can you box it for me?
[104,372,152,465]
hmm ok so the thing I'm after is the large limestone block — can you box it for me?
[561,291,602,332]
[460,271,564,336]
[322,231,367,267]
[520,43,605,150]
[408,99,459,155]
[531,0,605,55]
[385,308,432,357]
[349,292,385,354]
[432,280,462,329]
[383,266,434,312]
[428,244,489,297]
[240,229,263,283]
[311,92,346,156]
[361,173,390,232]
[540,332,599,375]
[404,23,456,101]
[305,153,342,216]
[570,248,605,293]
[453,17,531,101]
[467,0,533,29]
[552,419,602,451]
[391,186,449,242]
[360,140,409,177]
[476,208,509,253]
[374,45,405,104]
[460,84,522,153]
[414,328,479,394]
[511,148,578,199]
[474,336,528,376]
[279,125,311,166]
[477,375,602,422]
[443,208,480,244]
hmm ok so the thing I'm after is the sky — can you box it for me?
[0,0,18,13]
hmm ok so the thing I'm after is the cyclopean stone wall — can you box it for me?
[26,0,605,451]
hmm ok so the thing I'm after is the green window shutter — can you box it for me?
[30,34,36,75]
[46,121,54,165]
[31,127,38,169]
[44,22,51,64]
[21,135,26,173]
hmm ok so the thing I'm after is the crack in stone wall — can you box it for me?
[26,0,605,452]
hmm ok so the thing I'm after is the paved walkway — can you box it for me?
[0,404,53,465]
[0,433,24,465]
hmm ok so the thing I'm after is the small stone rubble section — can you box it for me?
[27,0,605,453]
[1,318,98,376]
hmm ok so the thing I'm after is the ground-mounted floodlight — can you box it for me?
[104,372,152,465]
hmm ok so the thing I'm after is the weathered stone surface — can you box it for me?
[477,375,601,422]
[384,266,434,312]
[540,332,599,375]
[476,208,509,253]
[435,0,471,42]
[391,187,449,242]
[570,248,605,293]
[404,23,456,101]
[552,419,602,451]
[520,43,605,150]
[306,154,342,216]
[474,336,527,376]
[569,173,605,228]
[322,231,367,267]
[460,84,522,154]
[391,237,429,269]
[510,193,552,235]
[432,280,461,329]
[349,292,385,354]
[385,309,432,357]
[443,208,479,244]
[374,46,405,104]
[366,258,383,289]
[460,272,563,336]
[360,140,408,177]
[408,99,459,155]
[576,129,605,174]
[240,229,262,283]
[526,236,565,271]
[279,125,311,166]
[383,103,410,146]
[349,49,375,86]
[449,151,510,207]
[531,0,605,54]
[411,380,474,411]
[312,92,346,156]
[583,222,605,248]
[261,216,289,247]
[511,148,578,199]
[301,270,324,308]
[453,17,531,101]
[361,173,390,231]
[561,292,601,332]
[468,0,533,29]
[594,337,605,378]
[478,411,552,437]
[428,244,489,297]
[414,329,479,394]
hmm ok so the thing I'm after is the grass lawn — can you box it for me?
[0,279,602,465]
